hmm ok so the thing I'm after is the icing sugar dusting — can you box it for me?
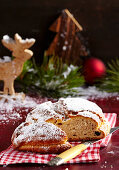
[0,95,37,111]
[26,98,104,126]
[26,101,63,123]
[31,101,54,113]
[12,121,66,147]
[0,112,21,124]
[0,94,48,124]
[58,97,103,115]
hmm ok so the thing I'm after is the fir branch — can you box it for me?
[96,58,119,92]
[16,54,85,98]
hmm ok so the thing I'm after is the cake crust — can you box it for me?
[12,97,111,153]
[17,142,71,154]
[26,98,110,141]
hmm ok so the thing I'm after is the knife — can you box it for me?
[48,126,119,166]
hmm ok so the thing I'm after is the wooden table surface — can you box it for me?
[0,97,119,170]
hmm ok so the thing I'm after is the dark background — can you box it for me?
[0,0,119,64]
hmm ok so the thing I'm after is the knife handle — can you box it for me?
[48,143,89,166]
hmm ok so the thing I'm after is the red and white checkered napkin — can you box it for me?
[0,113,117,165]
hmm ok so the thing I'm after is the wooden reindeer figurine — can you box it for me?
[0,33,35,95]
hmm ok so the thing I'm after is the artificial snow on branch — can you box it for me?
[17,54,85,98]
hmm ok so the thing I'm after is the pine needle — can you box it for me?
[96,58,119,92]
[16,54,85,98]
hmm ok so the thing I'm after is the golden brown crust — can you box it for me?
[25,98,110,142]
[12,98,111,154]
[98,119,111,137]
[11,121,72,153]
[15,142,72,154]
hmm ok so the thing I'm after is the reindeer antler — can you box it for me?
[2,33,35,51]
[2,35,15,51]
[14,33,35,49]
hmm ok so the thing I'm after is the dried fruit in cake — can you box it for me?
[26,98,111,141]
[12,97,111,154]
[53,98,111,141]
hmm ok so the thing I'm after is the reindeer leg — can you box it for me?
[3,80,9,95]
[8,79,15,95]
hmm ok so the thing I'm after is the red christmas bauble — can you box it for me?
[84,57,106,84]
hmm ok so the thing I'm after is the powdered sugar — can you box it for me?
[26,101,63,123]
[57,97,104,118]
[0,112,21,124]
[26,97,105,124]
[12,97,110,150]
[12,121,66,147]
[0,94,48,124]
[31,101,54,113]
[0,94,37,112]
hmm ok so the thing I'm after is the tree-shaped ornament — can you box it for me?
[46,9,88,64]
[0,33,35,96]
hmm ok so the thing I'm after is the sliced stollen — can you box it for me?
[11,121,71,153]
[54,111,110,141]
[26,98,111,141]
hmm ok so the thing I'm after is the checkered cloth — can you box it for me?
[0,113,117,165]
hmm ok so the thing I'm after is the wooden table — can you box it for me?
[0,96,119,170]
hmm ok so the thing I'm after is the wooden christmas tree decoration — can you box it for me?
[0,33,35,96]
[46,9,88,64]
